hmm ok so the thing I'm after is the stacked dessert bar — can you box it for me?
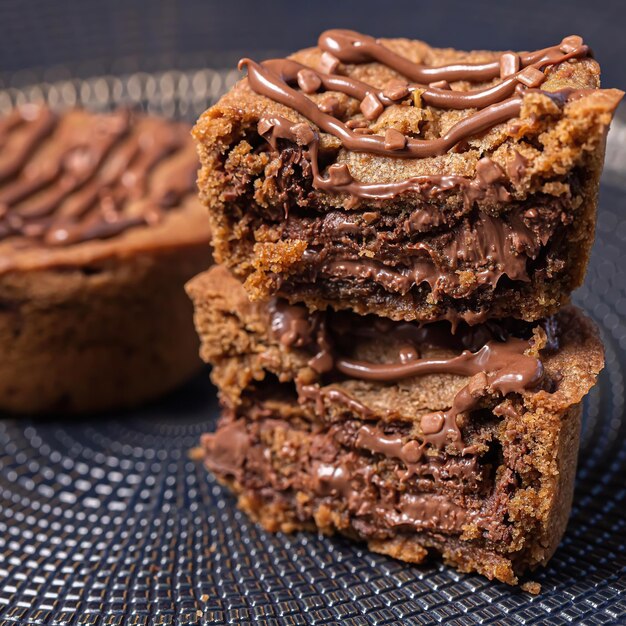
[188,30,621,584]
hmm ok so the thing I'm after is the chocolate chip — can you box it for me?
[291,123,316,146]
[319,95,340,116]
[467,372,489,397]
[476,158,505,184]
[506,151,528,185]
[400,440,423,464]
[560,35,584,54]
[327,163,353,186]
[346,118,369,129]
[360,93,384,120]
[499,52,520,78]
[297,69,322,94]
[343,195,360,210]
[257,118,274,135]
[384,128,407,151]
[319,51,340,74]
[383,80,409,101]
[421,412,444,435]
[517,67,546,88]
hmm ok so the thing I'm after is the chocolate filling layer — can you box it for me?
[219,135,580,322]
[290,200,568,299]
[201,414,517,548]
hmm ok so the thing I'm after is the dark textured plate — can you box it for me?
[0,73,625,626]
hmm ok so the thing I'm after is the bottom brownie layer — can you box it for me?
[199,398,582,585]
[189,266,604,585]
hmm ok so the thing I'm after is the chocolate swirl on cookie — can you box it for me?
[237,29,590,200]
[0,105,198,247]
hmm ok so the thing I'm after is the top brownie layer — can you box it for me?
[0,105,210,274]
[194,30,622,324]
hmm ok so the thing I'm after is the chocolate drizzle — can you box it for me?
[0,105,198,247]
[244,59,524,159]
[237,30,591,200]
[318,30,587,84]
[269,299,548,453]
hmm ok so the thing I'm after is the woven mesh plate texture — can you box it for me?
[0,72,625,626]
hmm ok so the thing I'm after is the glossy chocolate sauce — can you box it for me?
[268,298,548,453]
[202,418,475,535]
[299,204,538,301]
[237,29,590,200]
[317,30,586,84]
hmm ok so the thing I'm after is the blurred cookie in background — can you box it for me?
[0,104,212,414]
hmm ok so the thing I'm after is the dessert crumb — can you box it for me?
[521,581,541,595]
[188,446,204,461]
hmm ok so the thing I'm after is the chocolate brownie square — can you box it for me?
[187,266,603,585]
[193,30,622,325]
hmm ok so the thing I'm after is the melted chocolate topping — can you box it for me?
[338,335,541,453]
[244,58,525,159]
[269,299,549,453]
[0,105,198,247]
[318,30,587,83]
[237,30,591,200]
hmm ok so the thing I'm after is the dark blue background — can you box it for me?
[1,0,624,89]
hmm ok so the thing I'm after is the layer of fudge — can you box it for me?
[188,266,604,585]
[0,104,212,413]
[193,29,622,324]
